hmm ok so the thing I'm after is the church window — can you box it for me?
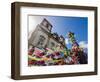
[37,35,46,48]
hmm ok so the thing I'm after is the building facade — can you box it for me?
[28,18,67,50]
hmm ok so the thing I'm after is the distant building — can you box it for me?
[28,18,67,50]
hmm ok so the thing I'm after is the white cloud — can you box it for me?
[29,16,44,33]
[65,38,69,45]
[79,41,88,49]
[28,16,45,39]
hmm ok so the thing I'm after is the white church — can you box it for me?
[28,18,67,50]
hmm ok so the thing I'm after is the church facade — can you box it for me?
[28,18,67,50]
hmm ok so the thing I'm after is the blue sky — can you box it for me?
[29,15,88,49]
[41,16,88,49]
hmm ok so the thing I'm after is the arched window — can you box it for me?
[51,42,55,48]
[37,35,46,48]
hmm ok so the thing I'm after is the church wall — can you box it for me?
[47,38,60,50]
